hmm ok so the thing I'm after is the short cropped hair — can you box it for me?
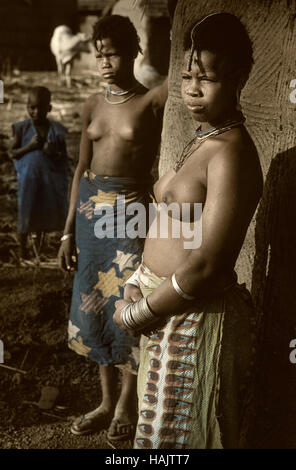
[28,86,51,104]
[92,15,142,59]
[183,12,253,88]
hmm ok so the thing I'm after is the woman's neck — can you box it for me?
[110,81,138,93]
[201,109,244,131]
[110,72,138,93]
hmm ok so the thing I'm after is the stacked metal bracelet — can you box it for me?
[171,273,195,300]
[121,297,158,331]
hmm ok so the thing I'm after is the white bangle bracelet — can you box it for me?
[171,273,195,300]
[60,233,73,241]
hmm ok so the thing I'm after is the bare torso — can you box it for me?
[86,88,163,179]
[143,125,263,283]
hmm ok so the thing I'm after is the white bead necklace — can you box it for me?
[108,84,138,96]
[104,84,139,105]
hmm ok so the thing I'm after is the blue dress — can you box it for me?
[12,118,68,233]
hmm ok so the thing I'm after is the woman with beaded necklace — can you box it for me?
[114,12,263,448]
[58,15,167,440]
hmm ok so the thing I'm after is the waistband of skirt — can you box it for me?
[138,260,239,296]
[83,169,152,190]
[140,261,166,280]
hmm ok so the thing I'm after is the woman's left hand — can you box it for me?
[113,299,139,337]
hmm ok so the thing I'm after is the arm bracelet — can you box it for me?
[120,297,158,331]
[171,273,195,300]
[60,233,73,242]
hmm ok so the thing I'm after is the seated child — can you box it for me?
[10,86,68,260]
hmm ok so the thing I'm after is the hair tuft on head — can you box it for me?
[183,12,254,88]
[28,86,51,104]
[92,14,142,59]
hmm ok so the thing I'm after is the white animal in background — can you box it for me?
[50,25,90,88]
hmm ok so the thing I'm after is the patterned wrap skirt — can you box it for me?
[134,262,257,449]
[68,170,151,372]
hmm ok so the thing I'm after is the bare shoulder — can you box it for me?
[142,77,168,113]
[207,126,263,195]
[84,92,104,111]
[208,126,260,171]
[81,93,104,122]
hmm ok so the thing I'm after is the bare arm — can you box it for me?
[147,142,262,317]
[10,132,44,160]
[114,139,262,328]
[58,96,94,271]
[63,97,94,235]
[150,77,168,119]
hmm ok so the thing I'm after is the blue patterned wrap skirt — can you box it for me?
[68,170,151,372]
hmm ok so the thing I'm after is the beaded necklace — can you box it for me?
[107,84,138,96]
[173,117,245,172]
[104,84,139,105]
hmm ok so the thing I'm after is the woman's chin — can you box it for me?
[99,73,117,84]
[189,110,207,122]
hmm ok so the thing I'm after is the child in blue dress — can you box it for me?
[10,86,68,260]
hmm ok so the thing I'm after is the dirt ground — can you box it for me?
[0,72,133,450]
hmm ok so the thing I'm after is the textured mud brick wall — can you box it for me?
[161,0,296,447]
[161,0,296,287]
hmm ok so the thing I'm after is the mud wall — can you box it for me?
[161,0,296,448]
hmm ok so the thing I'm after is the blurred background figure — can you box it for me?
[50,25,91,88]
[10,86,68,264]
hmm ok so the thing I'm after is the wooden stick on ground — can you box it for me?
[0,363,27,374]
[19,349,29,369]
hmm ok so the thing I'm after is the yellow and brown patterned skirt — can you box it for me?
[134,262,257,449]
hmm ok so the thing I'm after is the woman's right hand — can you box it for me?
[58,238,77,272]
[123,284,143,303]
